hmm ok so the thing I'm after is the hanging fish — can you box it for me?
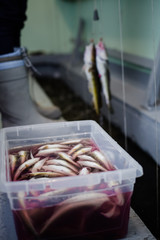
[83,41,102,115]
[96,39,112,112]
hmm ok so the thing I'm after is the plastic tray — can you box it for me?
[0,120,143,240]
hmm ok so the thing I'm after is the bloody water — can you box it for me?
[12,190,132,240]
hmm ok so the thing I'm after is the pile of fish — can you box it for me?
[83,39,112,114]
[9,138,115,182]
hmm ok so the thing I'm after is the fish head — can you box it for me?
[96,40,108,61]
[83,42,94,64]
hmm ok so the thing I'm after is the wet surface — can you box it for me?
[37,76,160,240]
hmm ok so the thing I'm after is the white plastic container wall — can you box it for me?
[0,120,143,240]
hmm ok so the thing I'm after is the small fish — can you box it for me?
[38,188,69,200]
[83,41,101,114]
[100,203,117,218]
[38,144,69,150]
[42,165,77,176]
[114,187,124,206]
[32,157,48,173]
[60,139,82,145]
[18,192,38,236]
[40,192,109,234]
[30,150,34,159]
[20,172,63,180]
[96,39,112,112]
[77,160,107,172]
[18,151,28,164]
[79,167,91,175]
[68,143,83,155]
[36,148,68,157]
[46,159,79,174]
[13,157,40,181]
[91,150,113,170]
[9,154,18,176]
[72,147,92,159]
[78,154,96,162]
[57,152,79,167]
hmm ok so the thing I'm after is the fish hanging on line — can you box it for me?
[83,40,102,115]
[83,39,113,114]
[96,39,112,113]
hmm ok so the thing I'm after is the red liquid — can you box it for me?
[12,190,132,240]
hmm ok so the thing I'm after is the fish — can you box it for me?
[13,157,40,181]
[114,187,124,206]
[39,188,68,199]
[72,147,92,159]
[96,39,112,112]
[77,160,107,172]
[36,148,68,157]
[100,203,117,218]
[20,172,64,180]
[31,157,48,173]
[42,165,77,176]
[91,150,113,170]
[100,189,123,218]
[18,151,29,164]
[30,150,34,159]
[60,139,82,145]
[57,152,79,167]
[46,159,79,174]
[38,144,69,150]
[68,143,83,155]
[9,154,18,177]
[78,154,96,162]
[20,172,63,180]
[17,192,38,236]
[40,192,109,234]
[83,40,101,114]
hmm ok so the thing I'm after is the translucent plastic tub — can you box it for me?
[0,120,143,240]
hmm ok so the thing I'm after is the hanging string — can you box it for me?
[99,0,103,37]
[92,0,98,38]
[99,0,112,135]
[52,1,61,53]
[118,0,128,151]
[97,0,104,128]
[91,1,95,37]
[55,2,60,52]
[151,0,159,235]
